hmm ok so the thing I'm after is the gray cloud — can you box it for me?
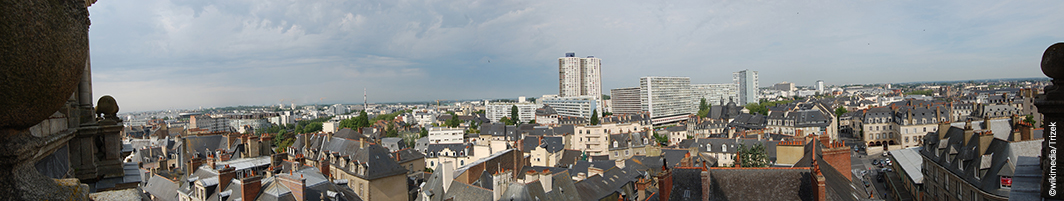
[87,0,1063,112]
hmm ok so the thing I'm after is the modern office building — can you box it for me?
[559,52,603,111]
[691,83,738,107]
[640,77,693,125]
[733,69,759,104]
[610,87,642,115]
[539,96,598,118]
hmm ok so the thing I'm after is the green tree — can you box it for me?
[602,111,613,116]
[835,107,848,118]
[602,94,611,100]
[736,143,770,167]
[510,105,519,124]
[358,110,371,128]
[1024,114,1037,127]
[698,98,711,118]
[651,131,668,145]
[500,117,514,125]
[446,111,461,127]
[420,127,428,138]
[699,98,709,112]
[304,122,323,133]
[590,109,600,125]
[528,120,536,124]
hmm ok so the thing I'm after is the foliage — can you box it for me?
[528,120,536,124]
[905,89,934,96]
[1024,114,1037,127]
[302,122,323,133]
[698,98,711,118]
[420,127,428,138]
[424,168,434,173]
[372,109,411,122]
[602,94,611,100]
[602,111,613,116]
[736,143,770,167]
[445,111,461,128]
[339,110,372,130]
[474,110,485,115]
[385,122,399,137]
[835,107,848,118]
[651,131,668,145]
[590,109,599,125]
[745,100,794,115]
[510,105,519,124]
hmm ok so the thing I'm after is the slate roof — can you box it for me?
[727,113,766,130]
[921,126,1020,197]
[500,181,549,201]
[707,168,812,200]
[521,136,564,153]
[668,168,703,201]
[143,175,180,201]
[557,149,582,167]
[395,148,426,164]
[442,180,493,201]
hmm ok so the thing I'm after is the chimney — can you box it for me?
[441,160,454,192]
[576,172,587,181]
[588,166,604,177]
[616,159,626,169]
[319,157,331,180]
[240,174,262,201]
[188,156,205,176]
[217,165,236,192]
[278,174,307,201]
[978,131,994,155]
[701,168,711,201]
[938,122,951,140]
[540,169,553,192]
[811,144,827,201]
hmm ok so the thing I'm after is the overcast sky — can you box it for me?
[87,0,1062,112]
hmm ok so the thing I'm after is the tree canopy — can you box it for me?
[697,98,711,118]
[590,109,600,125]
[736,143,770,167]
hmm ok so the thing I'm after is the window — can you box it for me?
[722,144,727,152]
[1001,176,1013,188]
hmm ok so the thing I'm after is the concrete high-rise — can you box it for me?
[559,52,601,98]
[733,69,759,104]
[691,83,738,107]
[815,80,825,94]
[640,77,693,125]
[610,87,642,115]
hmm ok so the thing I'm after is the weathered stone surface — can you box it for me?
[96,95,119,119]
[0,128,84,200]
[1044,43,1064,80]
[0,0,91,129]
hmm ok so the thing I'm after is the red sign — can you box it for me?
[1002,176,1013,187]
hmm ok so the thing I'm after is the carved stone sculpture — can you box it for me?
[0,0,90,129]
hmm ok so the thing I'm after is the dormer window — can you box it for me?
[613,141,618,148]
[722,144,727,152]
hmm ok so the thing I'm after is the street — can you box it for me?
[842,136,890,201]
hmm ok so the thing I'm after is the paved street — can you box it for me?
[842,137,889,201]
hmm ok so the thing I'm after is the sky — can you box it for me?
[86,0,1064,112]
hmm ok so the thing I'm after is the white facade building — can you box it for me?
[640,77,693,125]
[733,69,759,104]
[485,102,539,123]
[428,127,465,144]
[540,96,598,118]
[690,83,738,107]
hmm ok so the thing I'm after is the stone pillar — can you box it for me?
[1035,42,1064,199]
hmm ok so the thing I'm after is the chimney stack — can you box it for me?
[217,165,236,193]
[278,174,307,201]
[240,173,262,201]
